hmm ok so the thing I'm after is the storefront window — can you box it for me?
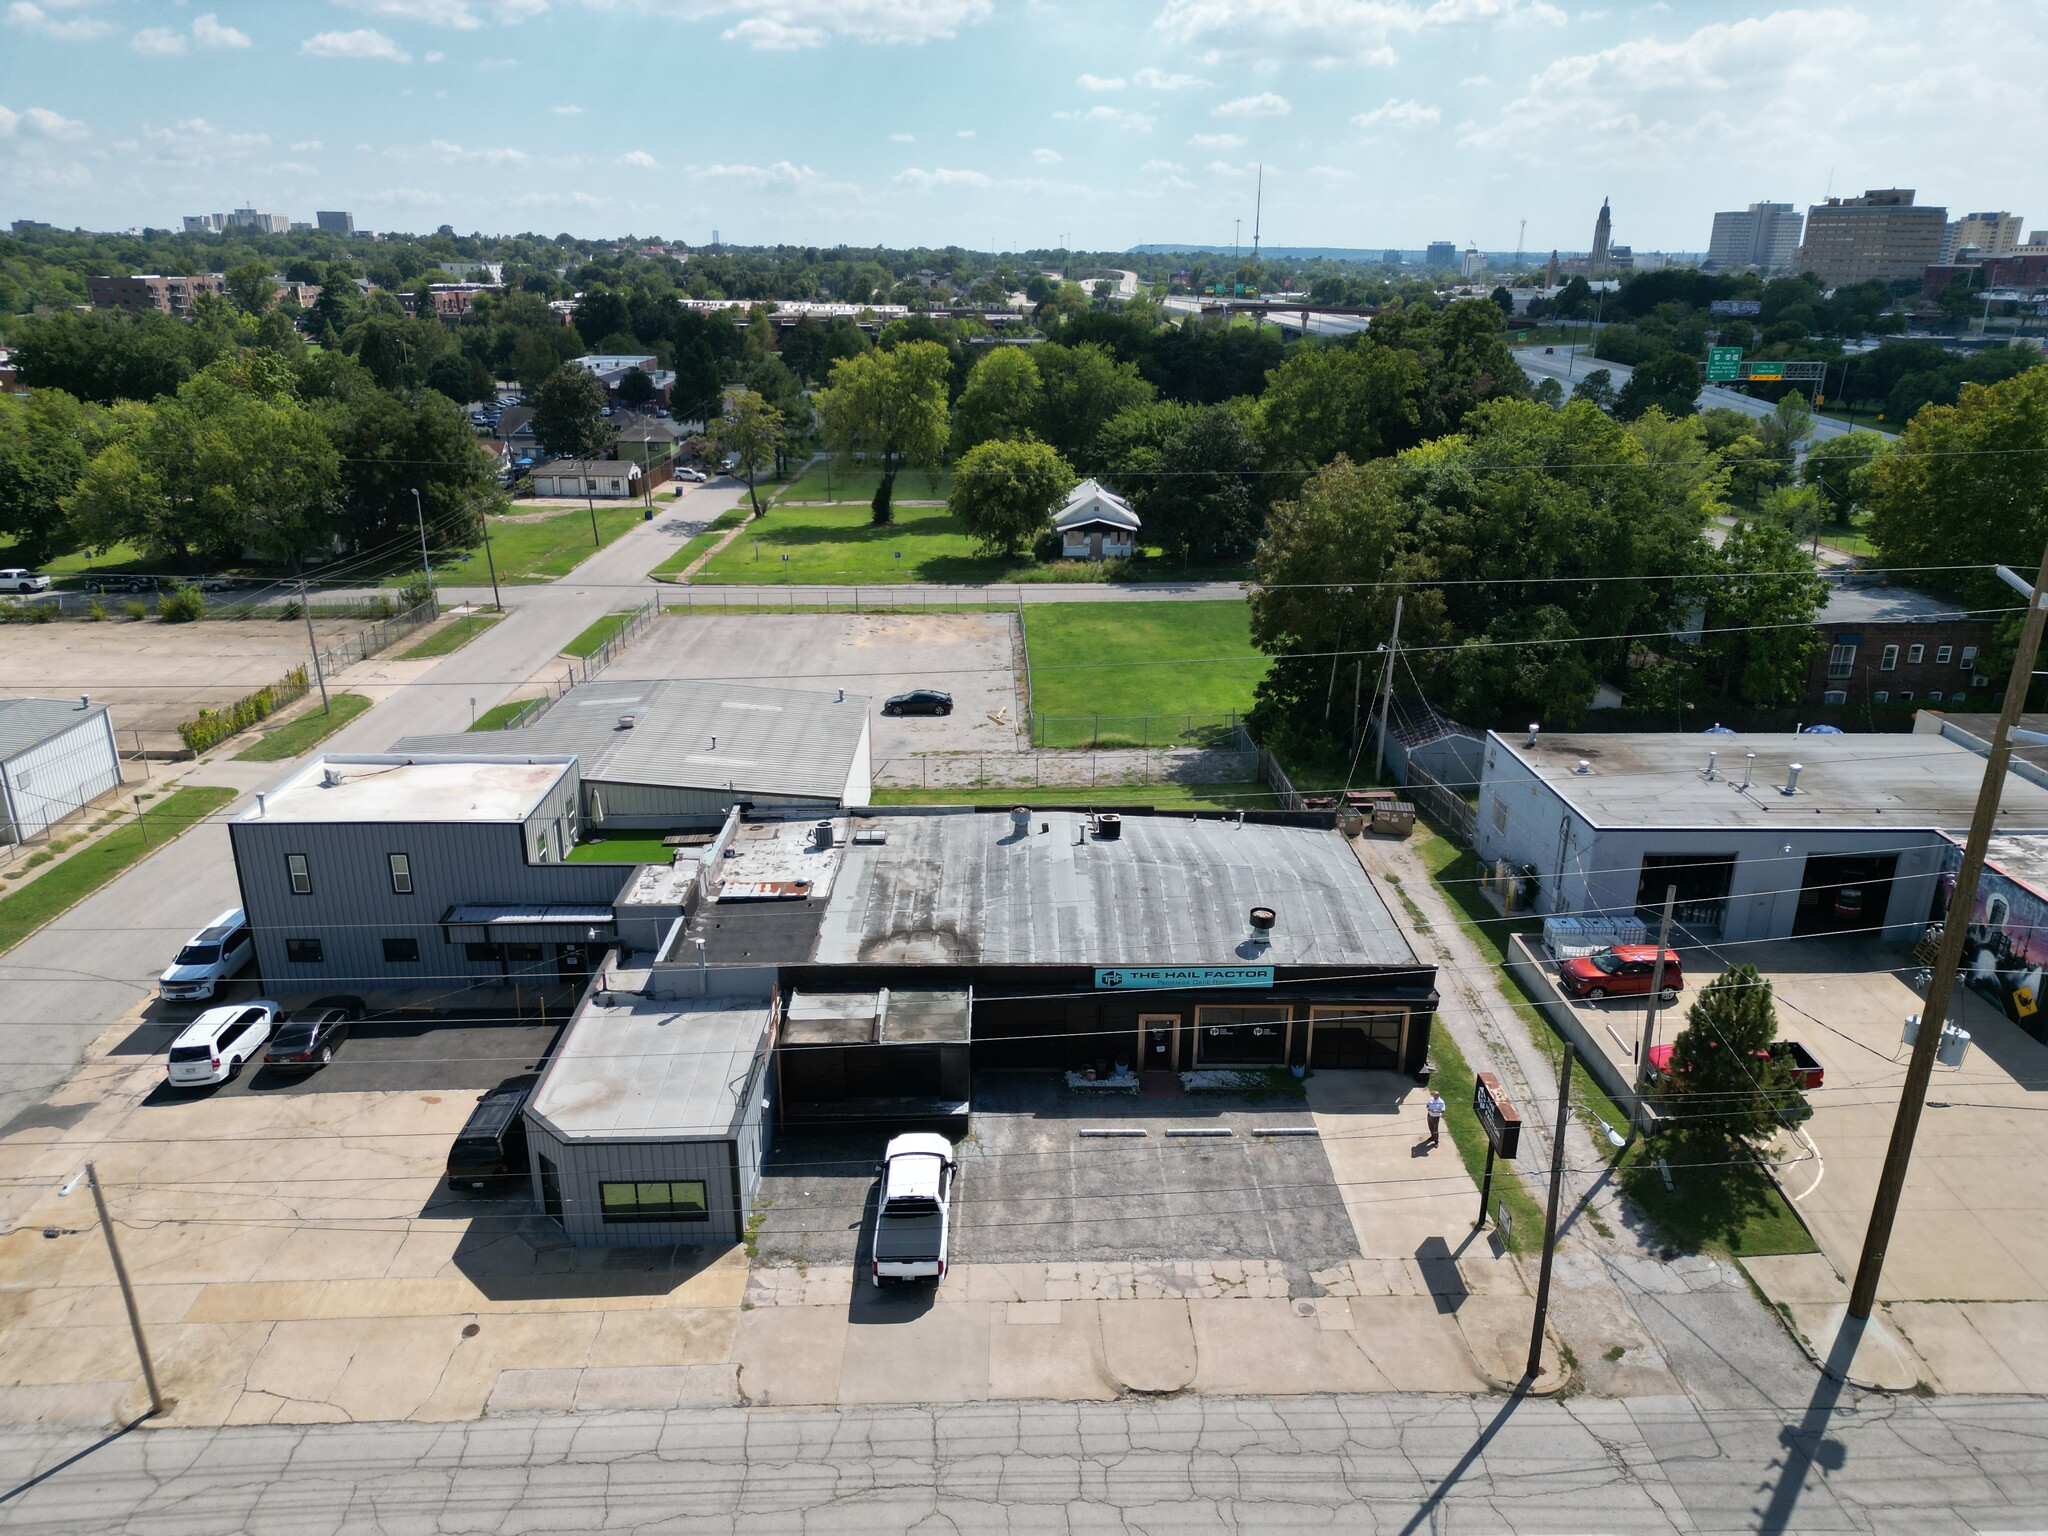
[1195,1004,1290,1065]
[600,1179,709,1223]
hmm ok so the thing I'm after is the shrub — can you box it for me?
[279,599,303,621]
[157,585,206,623]
[176,665,311,754]
[88,598,107,622]
[0,601,57,624]
[122,599,149,621]
[397,581,434,614]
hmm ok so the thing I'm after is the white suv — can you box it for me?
[165,1002,279,1088]
[159,908,255,1001]
[0,568,51,593]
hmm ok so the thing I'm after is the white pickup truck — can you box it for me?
[870,1133,955,1286]
[0,568,51,594]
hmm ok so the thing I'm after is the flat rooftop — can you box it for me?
[393,677,869,802]
[528,996,769,1141]
[1971,834,2048,902]
[1817,583,2001,626]
[1491,731,2048,831]
[784,988,972,1047]
[812,810,1417,968]
[238,754,574,825]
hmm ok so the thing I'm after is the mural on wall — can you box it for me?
[1934,851,2048,1040]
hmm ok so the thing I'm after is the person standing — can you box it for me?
[1424,1088,1446,1148]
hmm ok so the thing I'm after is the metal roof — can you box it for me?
[812,810,1415,968]
[0,698,107,762]
[1052,479,1141,533]
[394,679,869,803]
[527,996,769,1141]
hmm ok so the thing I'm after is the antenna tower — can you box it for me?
[1251,164,1263,262]
[1516,218,1526,270]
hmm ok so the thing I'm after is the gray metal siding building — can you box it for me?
[0,698,122,845]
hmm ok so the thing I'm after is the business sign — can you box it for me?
[1472,1072,1522,1160]
[1709,299,1763,317]
[1095,966,1274,991]
[1705,346,1743,382]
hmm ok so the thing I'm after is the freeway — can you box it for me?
[1515,346,1890,440]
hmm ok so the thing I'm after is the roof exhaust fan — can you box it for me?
[1248,905,1277,947]
[1705,750,1718,780]
[1525,723,1540,748]
[1783,762,1803,796]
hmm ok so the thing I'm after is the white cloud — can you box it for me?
[1353,97,1439,128]
[193,13,251,47]
[1213,91,1289,116]
[429,137,526,164]
[139,117,271,167]
[888,132,915,142]
[477,54,516,66]
[1056,104,1154,131]
[333,0,547,29]
[5,2,112,41]
[1459,73,1491,86]
[956,128,975,137]
[1139,158,1186,173]
[895,165,991,189]
[131,25,184,54]
[1188,131,1241,147]
[618,149,659,167]
[290,139,324,151]
[302,27,411,60]
[553,104,583,113]
[688,1,991,48]
[1154,0,1562,65]
[1032,147,1062,164]
[131,11,250,54]
[1133,66,1207,89]
[1077,73,1125,90]
[1305,163,1353,181]
[698,159,824,189]
[0,103,88,139]
[425,49,445,60]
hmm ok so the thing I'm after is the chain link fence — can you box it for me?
[1028,712,1254,751]
[876,746,1258,790]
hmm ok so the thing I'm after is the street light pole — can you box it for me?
[1849,539,2048,1320]
[1634,886,1677,1139]
[65,1163,164,1418]
[1527,1041,1574,1381]
[409,488,434,597]
[479,513,503,612]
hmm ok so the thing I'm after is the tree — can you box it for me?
[615,368,656,409]
[1440,604,1602,727]
[1574,368,1618,415]
[1756,388,1814,476]
[1489,285,1514,317]
[814,340,951,525]
[1553,274,1595,319]
[1032,342,1155,466]
[1132,405,1264,566]
[223,260,277,317]
[950,440,1075,557]
[1614,352,1702,420]
[1657,964,1802,1155]
[0,389,106,562]
[1532,377,1565,409]
[322,371,500,557]
[532,364,612,460]
[1695,519,1828,706]
[951,348,1044,456]
[713,389,785,517]
[424,352,482,404]
[1258,340,1426,471]
[1800,430,1888,526]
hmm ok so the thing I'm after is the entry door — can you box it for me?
[1140,1013,1179,1072]
[556,943,589,984]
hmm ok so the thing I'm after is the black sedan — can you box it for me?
[883,689,954,716]
[262,995,367,1071]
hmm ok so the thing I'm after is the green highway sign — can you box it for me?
[1706,347,1742,382]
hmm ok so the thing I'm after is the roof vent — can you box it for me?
[1010,806,1031,837]
[1526,723,1540,748]
[254,792,266,817]
[79,695,90,710]
[1783,762,1803,796]
[1705,750,1718,780]
[1574,758,1591,775]
[321,766,341,788]
[1248,905,1276,938]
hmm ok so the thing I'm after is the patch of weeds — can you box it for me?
[1603,1344,1625,1363]
[743,1199,772,1261]
[20,852,52,872]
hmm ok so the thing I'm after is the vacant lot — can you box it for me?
[0,617,364,746]
[695,504,1017,585]
[777,463,953,504]
[609,610,1019,756]
[1025,601,1264,748]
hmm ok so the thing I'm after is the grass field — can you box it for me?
[397,612,501,659]
[694,504,1019,584]
[233,693,373,761]
[777,463,953,504]
[0,785,237,957]
[0,539,150,583]
[650,508,748,580]
[562,610,640,658]
[1024,601,1264,748]
[567,834,678,864]
[871,782,1270,811]
[469,698,540,731]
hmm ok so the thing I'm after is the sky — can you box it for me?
[2,0,2042,254]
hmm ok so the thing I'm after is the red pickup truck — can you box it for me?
[1646,1040,1822,1091]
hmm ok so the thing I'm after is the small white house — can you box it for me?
[532,459,643,499]
[0,697,122,845]
[1053,479,1141,561]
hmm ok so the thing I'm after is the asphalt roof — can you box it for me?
[0,698,108,762]
[811,810,1416,968]
[235,755,574,824]
[394,678,869,802]
[1817,583,2004,626]
[528,995,769,1141]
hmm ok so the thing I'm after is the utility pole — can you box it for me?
[409,488,434,595]
[66,1163,164,1418]
[1850,540,2048,1320]
[298,575,331,715]
[1527,1041,1574,1381]
[1634,886,1677,1138]
[478,508,503,612]
[1374,596,1404,785]
[1251,165,1263,263]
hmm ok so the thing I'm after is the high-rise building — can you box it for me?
[1382,249,1402,267]
[227,207,291,234]
[1705,202,1805,272]
[1799,189,1947,285]
[316,210,355,236]
[1944,211,2024,261]
[183,213,226,235]
[1545,250,1561,287]
[1460,244,1480,278]
[1424,240,1457,270]
[1589,198,1612,268]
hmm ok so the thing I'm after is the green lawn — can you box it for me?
[397,612,501,659]
[365,508,644,588]
[562,610,640,658]
[1025,601,1265,748]
[650,508,749,580]
[567,834,679,864]
[871,781,1271,810]
[777,463,953,504]
[695,503,1019,585]
[470,698,542,731]
[0,785,237,956]
[232,693,373,761]
[0,539,151,584]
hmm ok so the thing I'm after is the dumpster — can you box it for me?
[1370,801,1416,837]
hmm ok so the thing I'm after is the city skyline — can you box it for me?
[1,0,2040,250]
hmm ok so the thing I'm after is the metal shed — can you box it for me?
[0,697,122,845]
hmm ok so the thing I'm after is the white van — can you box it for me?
[871,1133,955,1286]
[159,908,254,1001]
[165,1002,279,1088]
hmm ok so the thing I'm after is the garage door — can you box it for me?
[1309,1007,1404,1070]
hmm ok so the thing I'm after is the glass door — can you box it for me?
[1139,1013,1179,1072]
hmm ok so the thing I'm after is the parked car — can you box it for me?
[446,1080,534,1191]
[883,689,954,717]
[1557,944,1682,1002]
[1646,1039,1821,1109]
[871,1133,955,1286]
[84,573,157,594]
[677,467,708,482]
[159,908,256,1001]
[262,995,367,1071]
[165,1002,280,1088]
[0,568,51,593]
[197,575,240,593]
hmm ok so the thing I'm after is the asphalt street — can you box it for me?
[1,1389,2044,1533]
[1514,346,1887,440]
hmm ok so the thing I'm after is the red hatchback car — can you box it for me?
[1558,944,1682,1002]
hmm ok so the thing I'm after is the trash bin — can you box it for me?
[643,506,653,521]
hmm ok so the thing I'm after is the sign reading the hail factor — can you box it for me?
[1095,966,1275,991]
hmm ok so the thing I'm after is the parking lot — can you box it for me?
[752,1071,1357,1277]
[608,612,1020,757]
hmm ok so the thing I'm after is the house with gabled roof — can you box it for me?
[1053,479,1141,561]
